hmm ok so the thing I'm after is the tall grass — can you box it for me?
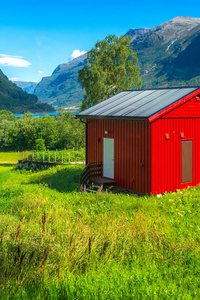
[0,165,200,299]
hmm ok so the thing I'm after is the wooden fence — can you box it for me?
[18,151,85,165]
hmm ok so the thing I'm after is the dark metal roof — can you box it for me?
[77,87,199,120]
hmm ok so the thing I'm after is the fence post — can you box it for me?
[55,152,56,163]
[61,152,63,164]
[32,152,34,161]
[48,152,50,162]
[26,151,28,160]
[68,152,70,164]
[43,152,44,162]
[22,151,24,160]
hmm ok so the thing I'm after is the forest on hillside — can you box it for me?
[0,70,55,113]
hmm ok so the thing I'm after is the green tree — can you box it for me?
[9,116,38,150]
[36,116,57,149]
[78,34,142,110]
[0,110,15,121]
[34,138,46,151]
[55,111,85,149]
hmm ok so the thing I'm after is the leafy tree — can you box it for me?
[78,35,142,110]
[55,111,85,149]
[58,107,66,113]
[0,110,15,121]
[0,119,15,149]
[34,139,46,151]
[36,116,58,149]
[9,116,38,150]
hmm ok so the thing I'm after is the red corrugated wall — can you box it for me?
[87,119,151,194]
[151,95,200,194]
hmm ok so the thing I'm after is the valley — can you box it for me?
[31,16,200,109]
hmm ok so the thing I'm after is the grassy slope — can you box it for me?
[0,165,200,299]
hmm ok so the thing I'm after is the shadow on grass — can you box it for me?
[29,165,84,193]
[111,186,146,197]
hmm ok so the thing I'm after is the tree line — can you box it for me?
[0,110,85,151]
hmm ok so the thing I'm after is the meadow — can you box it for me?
[0,163,200,299]
[0,152,18,164]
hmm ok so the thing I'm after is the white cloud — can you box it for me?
[0,54,31,67]
[70,50,86,60]
[38,70,44,79]
[0,53,22,58]
[9,77,21,82]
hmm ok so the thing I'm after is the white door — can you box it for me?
[103,138,114,179]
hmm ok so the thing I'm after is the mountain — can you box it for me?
[35,16,200,108]
[34,54,87,109]
[0,70,55,113]
[13,81,38,94]
[129,16,200,87]
[125,28,150,41]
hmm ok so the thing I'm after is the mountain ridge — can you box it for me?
[33,16,200,108]
[12,81,38,94]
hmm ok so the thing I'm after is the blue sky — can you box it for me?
[0,0,200,82]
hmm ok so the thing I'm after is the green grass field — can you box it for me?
[0,164,200,299]
[0,152,18,163]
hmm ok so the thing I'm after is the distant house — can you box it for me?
[77,87,200,194]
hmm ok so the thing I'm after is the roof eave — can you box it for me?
[76,114,149,121]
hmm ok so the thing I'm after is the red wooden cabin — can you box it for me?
[77,87,200,194]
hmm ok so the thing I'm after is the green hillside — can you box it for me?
[0,70,55,113]
[34,54,87,109]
